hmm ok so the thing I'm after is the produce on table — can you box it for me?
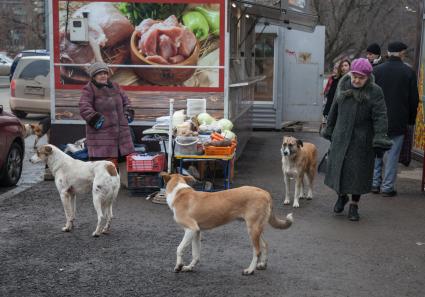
[198,123,221,134]
[135,15,197,64]
[182,11,209,40]
[172,109,185,127]
[204,139,232,147]
[217,118,233,131]
[197,112,215,125]
[194,6,220,36]
[221,130,236,140]
[211,131,225,141]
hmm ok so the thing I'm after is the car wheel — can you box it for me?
[0,142,23,186]
[11,109,27,119]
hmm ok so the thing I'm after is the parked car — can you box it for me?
[0,54,13,76]
[9,56,50,118]
[9,49,49,81]
[0,105,25,186]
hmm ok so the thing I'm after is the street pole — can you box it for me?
[45,0,49,50]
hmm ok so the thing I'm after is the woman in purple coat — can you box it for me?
[79,62,135,160]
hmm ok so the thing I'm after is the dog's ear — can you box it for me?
[296,139,303,147]
[30,124,36,129]
[160,172,171,184]
[44,145,53,155]
[183,175,196,185]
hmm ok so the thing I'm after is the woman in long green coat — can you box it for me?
[322,58,392,221]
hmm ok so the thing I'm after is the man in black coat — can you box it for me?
[366,43,384,67]
[372,41,419,196]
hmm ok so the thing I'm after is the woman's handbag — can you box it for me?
[319,116,327,135]
[318,150,328,174]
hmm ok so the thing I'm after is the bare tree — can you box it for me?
[312,0,419,70]
[0,0,45,56]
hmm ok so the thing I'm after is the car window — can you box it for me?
[18,60,49,79]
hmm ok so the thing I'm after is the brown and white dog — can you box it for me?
[160,172,293,275]
[23,117,51,148]
[281,136,317,208]
[30,145,120,237]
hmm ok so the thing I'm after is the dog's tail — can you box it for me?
[269,212,293,229]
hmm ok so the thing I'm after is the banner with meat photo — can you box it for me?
[52,0,225,122]
[54,1,224,89]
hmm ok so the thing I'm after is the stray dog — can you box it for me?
[160,172,293,275]
[281,136,317,208]
[30,145,120,237]
[24,117,51,148]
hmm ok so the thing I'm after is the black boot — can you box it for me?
[333,195,349,213]
[348,204,360,221]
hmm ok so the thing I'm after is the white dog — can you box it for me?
[281,136,317,208]
[30,145,120,237]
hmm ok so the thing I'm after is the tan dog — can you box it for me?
[281,136,317,208]
[160,172,293,275]
[24,117,51,148]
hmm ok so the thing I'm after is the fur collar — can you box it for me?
[337,73,375,103]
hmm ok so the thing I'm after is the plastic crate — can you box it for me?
[127,172,162,195]
[204,143,236,156]
[126,153,165,173]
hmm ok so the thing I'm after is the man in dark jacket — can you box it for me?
[366,43,384,67]
[372,42,419,196]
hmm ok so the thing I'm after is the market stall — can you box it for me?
[47,0,319,190]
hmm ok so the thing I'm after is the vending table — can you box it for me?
[174,153,235,190]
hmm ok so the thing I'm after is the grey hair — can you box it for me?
[387,51,402,57]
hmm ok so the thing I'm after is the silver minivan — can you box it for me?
[9,56,50,118]
[0,54,13,76]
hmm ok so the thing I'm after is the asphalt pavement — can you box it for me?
[1,130,424,297]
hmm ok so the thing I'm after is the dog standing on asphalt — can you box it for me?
[30,144,120,237]
[160,172,293,275]
[281,136,317,208]
[24,116,51,148]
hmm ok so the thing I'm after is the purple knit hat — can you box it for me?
[350,58,372,77]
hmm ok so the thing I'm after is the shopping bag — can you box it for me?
[319,117,327,135]
[318,151,328,174]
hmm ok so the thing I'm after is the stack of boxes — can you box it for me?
[126,152,165,196]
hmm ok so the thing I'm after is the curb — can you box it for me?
[0,179,43,203]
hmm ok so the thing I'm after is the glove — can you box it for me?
[94,115,105,129]
[125,108,135,123]
[88,112,104,129]
[374,147,386,159]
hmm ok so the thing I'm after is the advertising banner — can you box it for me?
[413,66,424,152]
[52,0,225,122]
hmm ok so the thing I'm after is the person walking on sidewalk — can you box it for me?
[366,43,384,67]
[372,42,419,197]
[323,59,351,117]
[322,58,392,221]
[79,62,135,161]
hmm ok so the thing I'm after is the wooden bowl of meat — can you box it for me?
[130,20,200,86]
